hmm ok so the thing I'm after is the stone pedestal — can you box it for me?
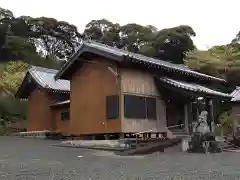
[188,133,221,153]
[181,136,190,152]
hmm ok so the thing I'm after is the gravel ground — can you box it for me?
[0,137,240,180]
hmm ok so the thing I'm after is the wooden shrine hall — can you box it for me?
[15,41,233,139]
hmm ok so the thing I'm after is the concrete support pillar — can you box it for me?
[181,136,190,152]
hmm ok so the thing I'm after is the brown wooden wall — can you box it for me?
[52,107,70,136]
[27,89,56,131]
[69,58,121,135]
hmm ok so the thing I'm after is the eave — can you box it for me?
[15,66,70,99]
[155,76,232,100]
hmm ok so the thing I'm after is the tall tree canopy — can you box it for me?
[184,44,240,86]
[83,19,196,64]
[29,17,82,60]
[0,7,81,130]
[0,7,82,62]
[0,8,37,62]
[140,25,196,64]
[84,19,121,48]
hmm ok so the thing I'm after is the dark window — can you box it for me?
[146,97,157,120]
[124,95,146,118]
[124,95,157,120]
[61,110,70,121]
[106,95,119,120]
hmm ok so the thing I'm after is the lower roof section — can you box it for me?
[231,86,240,102]
[16,66,70,99]
[156,77,232,99]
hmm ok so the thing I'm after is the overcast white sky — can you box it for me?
[1,0,239,50]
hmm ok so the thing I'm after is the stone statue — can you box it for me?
[196,110,210,134]
[188,107,221,153]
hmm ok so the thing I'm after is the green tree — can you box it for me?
[184,44,240,86]
[83,19,196,64]
[29,17,82,60]
[0,61,27,96]
[0,7,39,62]
[84,19,121,47]
[119,23,154,52]
[0,7,82,62]
[0,61,28,131]
[143,25,196,64]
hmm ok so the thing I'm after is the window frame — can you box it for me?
[124,94,157,120]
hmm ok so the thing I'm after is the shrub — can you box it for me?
[215,111,233,136]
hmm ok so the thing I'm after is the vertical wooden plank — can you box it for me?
[28,89,56,131]
[69,59,122,135]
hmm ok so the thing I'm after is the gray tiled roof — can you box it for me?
[157,77,232,98]
[29,66,70,92]
[55,41,226,83]
[231,87,240,102]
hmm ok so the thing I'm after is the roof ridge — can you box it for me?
[84,40,129,55]
[28,65,70,92]
[56,41,226,83]
[84,41,225,82]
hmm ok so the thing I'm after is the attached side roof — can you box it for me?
[231,86,240,102]
[55,41,226,83]
[28,66,70,91]
[49,100,70,108]
[15,66,70,99]
[155,76,232,99]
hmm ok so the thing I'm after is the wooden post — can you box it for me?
[206,99,214,132]
[184,103,189,133]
